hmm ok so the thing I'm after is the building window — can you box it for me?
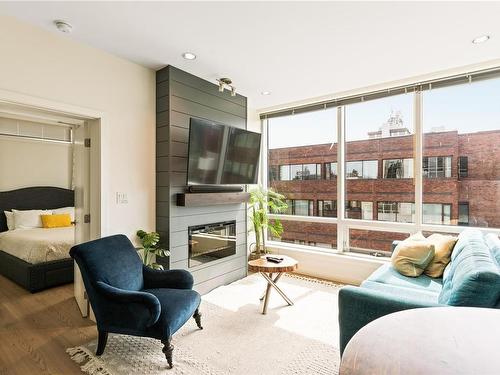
[279,164,322,181]
[279,165,291,181]
[378,202,415,223]
[318,200,337,217]
[346,160,378,179]
[458,203,469,225]
[361,202,373,220]
[325,162,337,179]
[285,199,314,216]
[383,159,414,178]
[346,200,362,219]
[290,164,302,180]
[423,203,451,225]
[423,156,452,178]
[269,165,279,182]
[458,156,468,178]
[303,163,322,180]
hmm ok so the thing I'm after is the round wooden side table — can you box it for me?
[340,307,500,375]
[248,255,298,314]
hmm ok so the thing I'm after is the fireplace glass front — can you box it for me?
[188,220,237,268]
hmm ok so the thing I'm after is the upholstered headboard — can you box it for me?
[0,187,74,232]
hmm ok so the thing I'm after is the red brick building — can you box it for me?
[268,129,500,254]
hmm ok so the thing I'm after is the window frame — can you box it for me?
[346,160,378,179]
[458,156,469,178]
[263,87,500,257]
[423,156,452,178]
[382,158,414,179]
[458,202,470,226]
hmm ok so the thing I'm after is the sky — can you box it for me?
[268,78,500,149]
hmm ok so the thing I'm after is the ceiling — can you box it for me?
[1,1,500,110]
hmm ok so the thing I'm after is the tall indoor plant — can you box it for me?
[136,230,171,270]
[249,187,288,258]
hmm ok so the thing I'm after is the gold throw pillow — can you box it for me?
[391,232,435,277]
[424,234,457,278]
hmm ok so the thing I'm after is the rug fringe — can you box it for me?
[285,272,344,287]
[67,346,113,375]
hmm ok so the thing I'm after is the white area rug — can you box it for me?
[67,273,342,375]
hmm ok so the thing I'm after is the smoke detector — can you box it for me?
[54,20,73,33]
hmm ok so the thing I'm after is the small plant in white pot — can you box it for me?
[136,230,170,270]
[248,187,288,259]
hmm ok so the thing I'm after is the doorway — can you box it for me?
[0,94,104,317]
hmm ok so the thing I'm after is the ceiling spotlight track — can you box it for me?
[217,78,237,96]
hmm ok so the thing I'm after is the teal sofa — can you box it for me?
[338,229,500,356]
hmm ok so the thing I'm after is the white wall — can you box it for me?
[0,136,72,191]
[0,15,155,239]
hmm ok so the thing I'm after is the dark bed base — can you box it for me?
[0,250,74,293]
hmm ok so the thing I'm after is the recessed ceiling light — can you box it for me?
[54,20,73,33]
[261,91,271,96]
[472,35,490,44]
[182,52,197,60]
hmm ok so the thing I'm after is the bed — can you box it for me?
[0,187,75,292]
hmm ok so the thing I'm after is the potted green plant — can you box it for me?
[136,230,171,270]
[248,187,288,259]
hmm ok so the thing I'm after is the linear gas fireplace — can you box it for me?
[188,220,237,268]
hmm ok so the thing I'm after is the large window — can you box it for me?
[278,163,322,181]
[458,203,469,225]
[266,74,500,257]
[423,156,452,178]
[285,199,314,216]
[378,202,415,223]
[346,160,378,179]
[458,156,468,178]
[325,162,337,179]
[267,108,338,251]
[423,203,451,225]
[318,200,337,217]
[422,77,500,228]
[383,159,414,179]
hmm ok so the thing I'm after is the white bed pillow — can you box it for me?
[52,207,75,222]
[4,211,15,230]
[12,209,52,229]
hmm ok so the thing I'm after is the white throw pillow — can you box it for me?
[4,211,15,230]
[12,209,52,229]
[52,207,75,222]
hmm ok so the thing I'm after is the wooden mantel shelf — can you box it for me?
[176,192,250,207]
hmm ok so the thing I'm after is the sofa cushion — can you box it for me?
[438,229,500,307]
[366,263,443,294]
[391,233,435,277]
[485,233,500,266]
[361,280,439,304]
[424,234,457,278]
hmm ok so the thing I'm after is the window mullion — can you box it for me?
[337,106,346,251]
[414,90,423,231]
[262,117,269,244]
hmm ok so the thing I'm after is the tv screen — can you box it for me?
[187,118,261,185]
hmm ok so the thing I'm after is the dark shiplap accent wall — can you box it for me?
[156,66,248,294]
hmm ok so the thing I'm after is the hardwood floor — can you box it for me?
[0,275,96,375]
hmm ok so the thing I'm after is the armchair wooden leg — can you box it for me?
[96,331,108,356]
[161,337,174,369]
[193,308,203,330]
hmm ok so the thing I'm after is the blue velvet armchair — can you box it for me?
[70,234,202,368]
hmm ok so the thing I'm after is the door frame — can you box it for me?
[0,88,108,238]
[0,88,107,317]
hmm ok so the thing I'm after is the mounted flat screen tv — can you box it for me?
[187,118,261,185]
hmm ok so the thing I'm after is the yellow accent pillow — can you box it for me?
[391,232,435,277]
[424,234,457,278]
[41,214,72,228]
